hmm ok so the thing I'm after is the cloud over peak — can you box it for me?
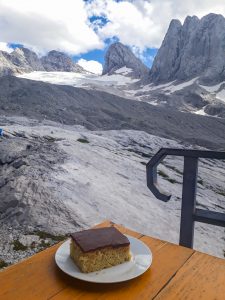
[0,0,103,55]
[86,0,225,49]
[0,0,224,59]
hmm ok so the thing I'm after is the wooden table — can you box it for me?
[1,220,225,300]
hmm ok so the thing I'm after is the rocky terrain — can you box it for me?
[10,48,43,72]
[0,12,225,269]
[41,50,85,73]
[149,14,225,84]
[0,50,20,76]
[1,13,225,117]
[144,13,225,116]
[17,13,225,119]
[0,116,224,267]
[102,42,149,78]
[1,76,225,150]
[0,47,86,76]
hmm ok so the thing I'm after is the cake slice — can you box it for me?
[70,227,131,273]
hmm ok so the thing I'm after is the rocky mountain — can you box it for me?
[0,48,86,76]
[41,50,85,72]
[102,42,149,78]
[0,51,20,76]
[149,13,225,84]
[0,117,224,266]
[127,13,225,118]
[0,76,225,150]
[9,48,44,72]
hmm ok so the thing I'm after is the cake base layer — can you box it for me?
[70,240,131,273]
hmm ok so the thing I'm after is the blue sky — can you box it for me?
[73,44,158,68]
[1,0,224,73]
[8,42,158,69]
[8,34,158,72]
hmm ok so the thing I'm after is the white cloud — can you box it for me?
[77,59,103,74]
[0,42,13,53]
[0,0,103,55]
[86,0,225,49]
[0,0,225,58]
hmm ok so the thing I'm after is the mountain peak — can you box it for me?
[0,47,88,76]
[168,19,182,30]
[41,50,85,72]
[102,42,149,78]
[150,13,225,84]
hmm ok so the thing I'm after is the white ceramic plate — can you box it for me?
[55,235,152,283]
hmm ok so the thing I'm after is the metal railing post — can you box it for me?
[146,148,225,248]
[179,157,198,248]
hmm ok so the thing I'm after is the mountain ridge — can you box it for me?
[0,75,225,150]
[0,47,86,76]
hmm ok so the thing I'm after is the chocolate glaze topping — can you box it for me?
[70,227,130,253]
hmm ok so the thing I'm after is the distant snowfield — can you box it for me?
[17,71,225,114]
[2,117,225,259]
[16,70,140,101]
[17,69,138,90]
[17,71,225,103]
[17,71,201,102]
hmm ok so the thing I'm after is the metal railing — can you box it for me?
[146,148,225,248]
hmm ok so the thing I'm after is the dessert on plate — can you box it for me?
[70,227,131,273]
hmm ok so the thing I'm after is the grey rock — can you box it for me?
[10,48,44,71]
[9,48,33,72]
[204,102,225,118]
[150,13,225,84]
[0,48,86,76]
[103,42,149,78]
[41,50,85,72]
[0,51,20,76]
[12,159,27,169]
[0,121,224,263]
[0,136,78,231]
[0,76,225,150]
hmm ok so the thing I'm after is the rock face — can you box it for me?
[0,51,20,76]
[0,48,86,76]
[41,50,85,72]
[9,48,44,72]
[0,76,225,149]
[150,13,225,84]
[102,42,149,78]
[0,118,225,264]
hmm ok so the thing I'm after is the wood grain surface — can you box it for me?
[0,220,224,300]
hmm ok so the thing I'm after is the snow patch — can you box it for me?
[140,78,198,94]
[163,77,198,93]
[200,81,225,93]
[17,71,138,91]
[115,67,133,75]
[216,89,225,102]
[195,107,207,116]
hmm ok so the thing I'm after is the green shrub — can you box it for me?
[13,240,28,251]
[158,170,178,184]
[217,190,225,197]
[0,259,8,269]
[198,179,204,185]
[33,231,65,241]
[77,138,89,144]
